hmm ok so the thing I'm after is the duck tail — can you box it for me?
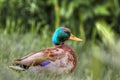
[9,65,25,71]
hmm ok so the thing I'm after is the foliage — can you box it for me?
[0,0,120,37]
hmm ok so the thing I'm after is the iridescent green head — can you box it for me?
[52,27,82,45]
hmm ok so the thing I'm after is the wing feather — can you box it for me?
[13,47,64,67]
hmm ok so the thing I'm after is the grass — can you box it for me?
[0,24,120,80]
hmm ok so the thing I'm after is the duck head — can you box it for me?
[52,27,82,45]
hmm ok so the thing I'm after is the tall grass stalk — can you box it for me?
[54,0,60,29]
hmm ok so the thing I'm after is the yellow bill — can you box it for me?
[69,34,82,41]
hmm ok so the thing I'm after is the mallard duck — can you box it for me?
[9,27,82,74]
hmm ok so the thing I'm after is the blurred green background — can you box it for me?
[0,0,120,80]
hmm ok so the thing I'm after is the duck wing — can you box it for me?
[11,47,66,70]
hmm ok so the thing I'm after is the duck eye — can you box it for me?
[61,29,71,38]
